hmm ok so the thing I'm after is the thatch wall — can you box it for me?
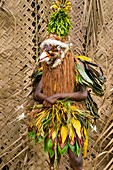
[0,0,112,170]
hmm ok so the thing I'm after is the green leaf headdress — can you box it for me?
[48,0,72,37]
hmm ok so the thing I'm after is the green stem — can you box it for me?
[54,137,58,170]
[54,116,59,170]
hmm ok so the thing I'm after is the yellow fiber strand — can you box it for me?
[54,82,57,93]
[83,127,88,158]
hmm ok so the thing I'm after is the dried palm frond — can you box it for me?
[82,0,105,53]
[92,108,113,170]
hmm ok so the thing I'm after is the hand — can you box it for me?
[43,94,60,107]
[43,100,52,108]
[46,94,60,104]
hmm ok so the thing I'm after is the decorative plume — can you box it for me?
[48,0,72,37]
[51,0,72,12]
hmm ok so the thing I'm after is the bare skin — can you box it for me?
[34,79,87,105]
[34,78,87,170]
[68,149,84,170]
[34,58,87,105]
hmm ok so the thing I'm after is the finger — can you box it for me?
[43,101,51,108]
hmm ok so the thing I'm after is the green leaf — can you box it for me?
[47,9,72,37]
[28,131,37,141]
[44,139,48,153]
[68,142,75,154]
[48,149,55,158]
[47,138,53,149]
[76,75,83,84]
[58,143,68,156]
[81,113,86,117]
[61,29,65,34]
[74,86,77,92]
[76,64,93,85]
[42,117,52,127]
[38,136,44,143]
[75,141,80,156]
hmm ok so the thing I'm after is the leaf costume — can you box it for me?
[26,1,106,169]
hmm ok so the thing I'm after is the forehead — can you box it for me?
[40,38,69,49]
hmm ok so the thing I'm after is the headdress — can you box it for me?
[39,0,72,68]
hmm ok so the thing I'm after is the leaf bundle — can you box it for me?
[28,100,93,162]
[48,9,72,37]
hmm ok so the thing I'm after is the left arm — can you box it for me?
[46,85,87,104]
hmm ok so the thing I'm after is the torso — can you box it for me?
[42,52,75,96]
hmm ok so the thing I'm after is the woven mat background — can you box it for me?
[0,0,112,170]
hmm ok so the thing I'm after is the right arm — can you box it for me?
[34,79,47,103]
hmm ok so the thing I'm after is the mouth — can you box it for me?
[39,56,49,62]
[39,51,51,63]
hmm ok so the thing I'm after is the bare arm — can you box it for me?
[34,79,87,104]
[59,90,87,101]
[46,86,87,104]
[34,79,47,103]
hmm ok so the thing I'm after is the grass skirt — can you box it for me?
[27,99,95,169]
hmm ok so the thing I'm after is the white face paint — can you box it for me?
[39,37,73,68]
[39,51,50,63]
[52,59,61,68]
[40,39,69,49]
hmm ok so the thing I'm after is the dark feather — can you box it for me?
[82,62,106,96]
[85,91,99,118]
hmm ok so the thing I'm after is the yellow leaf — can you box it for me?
[62,107,67,113]
[69,124,75,142]
[55,1,60,6]
[66,1,71,5]
[71,118,81,139]
[50,5,58,9]
[37,67,43,73]
[52,130,57,141]
[75,75,78,84]
[70,105,77,111]
[75,56,92,62]
[83,127,88,158]
[52,105,55,125]
[61,125,68,144]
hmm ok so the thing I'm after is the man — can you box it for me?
[28,1,105,169]
[33,44,86,170]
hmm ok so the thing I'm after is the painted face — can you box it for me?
[43,44,52,51]
[39,51,51,63]
[39,36,73,68]
[39,42,61,64]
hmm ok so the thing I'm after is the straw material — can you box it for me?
[0,0,112,170]
[42,52,75,96]
[0,0,35,169]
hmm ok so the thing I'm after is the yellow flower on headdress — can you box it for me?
[51,0,72,12]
